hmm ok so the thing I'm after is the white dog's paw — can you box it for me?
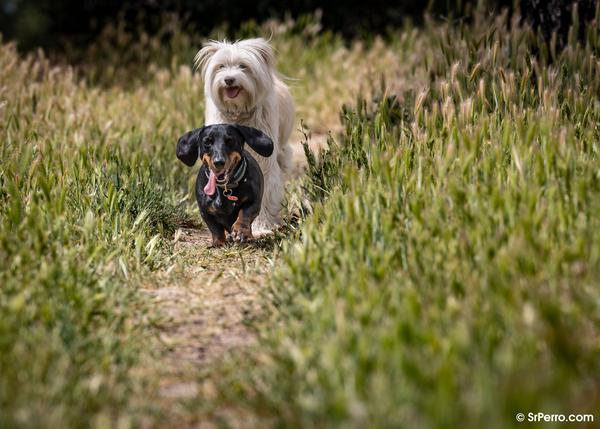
[252,218,280,236]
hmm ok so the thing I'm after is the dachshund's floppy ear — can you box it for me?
[234,125,274,157]
[176,128,205,167]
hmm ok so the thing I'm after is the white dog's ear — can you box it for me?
[194,41,221,80]
[238,38,275,68]
[234,125,274,157]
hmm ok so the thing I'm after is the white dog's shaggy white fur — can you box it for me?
[195,38,295,233]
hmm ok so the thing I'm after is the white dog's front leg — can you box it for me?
[253,165,284,235]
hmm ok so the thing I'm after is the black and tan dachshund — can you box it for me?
[176,124,274,246]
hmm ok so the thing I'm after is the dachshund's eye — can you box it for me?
[203,138,213,146]
[224,136,233,145]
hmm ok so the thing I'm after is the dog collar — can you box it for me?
[218,157,247,190]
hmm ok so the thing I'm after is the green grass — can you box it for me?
[212,7,600,429]
[0,41,197,428]
[2,4,600,428]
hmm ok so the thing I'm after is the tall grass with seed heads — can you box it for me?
[215,6,600,428]
[0,39,199,428]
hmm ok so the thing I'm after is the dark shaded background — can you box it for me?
[0,0,597,52]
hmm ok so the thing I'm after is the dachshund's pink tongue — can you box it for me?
[204,171,217,196]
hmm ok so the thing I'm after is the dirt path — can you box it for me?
[138,227,272,425]
[154,228,261,366]
[136,141,319,427]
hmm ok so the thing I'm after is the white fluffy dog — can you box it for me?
[195,38,295,233]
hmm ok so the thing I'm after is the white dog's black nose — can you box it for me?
[224,77,235,86]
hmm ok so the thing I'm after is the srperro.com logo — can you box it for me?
[516,412,594,423]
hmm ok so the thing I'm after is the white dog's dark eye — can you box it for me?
[217,64,225,70]
[239,64,247,70]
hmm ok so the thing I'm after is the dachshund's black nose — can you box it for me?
[224,77,235,86]
[213,159,226,168]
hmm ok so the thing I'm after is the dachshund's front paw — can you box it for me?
[210,235,226,247]
[231,224,253,243]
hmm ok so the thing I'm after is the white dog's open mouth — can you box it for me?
[224,86,242,99]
